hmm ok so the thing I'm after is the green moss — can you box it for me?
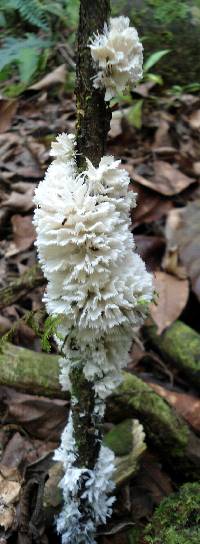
[118,372,189,458]
[147,321,200,387]
[161,321,200,373]
[0,342,61,397]
[144,483,200,544]
[104,419,133,456]
[128,527,141,544]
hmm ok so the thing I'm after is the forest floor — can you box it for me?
[0,78,200,543]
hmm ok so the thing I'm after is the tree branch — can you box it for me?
[76,0,111,168]
[69,0,111,470]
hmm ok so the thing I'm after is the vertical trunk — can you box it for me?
[76,0,111,168]
[69,0,111,472]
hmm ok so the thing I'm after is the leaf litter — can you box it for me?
[0,78,199,543]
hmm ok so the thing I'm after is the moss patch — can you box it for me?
[117,372,189,458]
[0,342,61,397]
[144,482,200,544]
[147,321,200,388]
[104,419,133,456]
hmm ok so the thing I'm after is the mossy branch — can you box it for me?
[145,321,200,390]
[1,342,200,479]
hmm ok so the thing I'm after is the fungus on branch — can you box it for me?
[33,6,152,542]
[34,134,152,401]
[33,131,152,542]
[89,16,143,100]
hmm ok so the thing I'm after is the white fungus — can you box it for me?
[33,130,152,542]
[54,412,115,544]
[33,133,152,400]
[89,16,143,100]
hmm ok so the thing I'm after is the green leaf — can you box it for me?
[143,49,170,72]
[0,34,51,90]
[42,3,68,23]
[0,12,6,26]
[3,0,49,30]
[185,82,200,93]
[170,84,183,95]
[66,0,79,26]
[4,82,27,97]
[146,73,163,85]
[18,48,39,83]
[41,315,62,352]
[126,100,144,129]
[116,91,133,105]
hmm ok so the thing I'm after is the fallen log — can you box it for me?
[0,264,45,310]
[145,320,200,390]
[0,342,61,398]
[1,342,200,478]
[108,373,200,478]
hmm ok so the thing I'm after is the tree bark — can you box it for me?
[76,0,111,168]
[69,0,111,471]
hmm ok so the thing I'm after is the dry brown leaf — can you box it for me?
[134,81,155,97]
[162,208,187,279]
[1,433,31,469]
[132,183,172,226]
[2,186,35,212]
[0,315,12,335]
[109,111,122,139]
[0,464,21,530]
[153,119,172,148]
[130,451,173,524]
[3,388,68,442]
[3,160,41,179]
[163,202,200,301]
[13,181,36,194]
[9,215,36,254]
[29,64,67,91]
[193,161,200,175]
[135,235,165,272]
[188,109,200,130]
[149,383,200,433]
[0,100,18,133]
[133,161,195,196]
[150,271,189,334]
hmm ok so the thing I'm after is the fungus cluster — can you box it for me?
[33,15,152,544]
[89,16,143,100]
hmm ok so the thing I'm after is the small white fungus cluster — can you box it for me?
[54,412,115,544]
[89,16,143,100]
[34,133,152,401]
